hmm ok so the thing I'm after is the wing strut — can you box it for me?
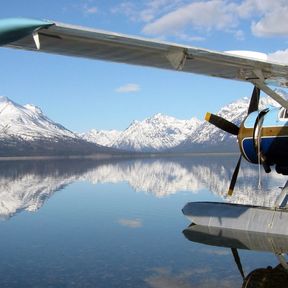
[32,32,40,50]
[251,70,288,110]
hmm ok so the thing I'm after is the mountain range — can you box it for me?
[80,93,281,153]
[80,113,201,152]
[0,92,282,156]
[0,96,116,156]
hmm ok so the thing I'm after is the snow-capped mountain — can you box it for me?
[173,94,280,152]
[80,129,121,147]
[81,113,201,152]
[2,90,284,155]
[113,113,201,152]
[0,96,77,141]
[81,92,283,153]
[0,96,115,156]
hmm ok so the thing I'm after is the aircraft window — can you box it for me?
[279,108,288,120]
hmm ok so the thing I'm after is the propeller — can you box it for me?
[205,113,239,135]
[228,156,242,196]
[205,86,261,196]
[248,86,260,114]
[231,248,245,280]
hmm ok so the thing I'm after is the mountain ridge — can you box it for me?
[0,92,284,155]
[81,94,281,153]
[0,96,118,156]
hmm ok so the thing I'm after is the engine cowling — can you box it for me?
[238,107,288,174]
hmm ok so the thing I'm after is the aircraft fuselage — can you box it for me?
[238,106,288,174]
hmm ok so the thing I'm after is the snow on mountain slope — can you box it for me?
[84,113,201,152]
[82,93,281,153]
[115,113,201,152]
[0,96,118,156]
[80,129,121,147]
[0,96,77,141]
[4,89,284,155]
[174,94,281,152]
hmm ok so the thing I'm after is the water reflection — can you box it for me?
[0,155,286,219]
[0,156,286,287]
[183,224,288,254]
[183,224,288,287]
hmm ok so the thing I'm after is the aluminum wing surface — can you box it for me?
[1,18,288,107]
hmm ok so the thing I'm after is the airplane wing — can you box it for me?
[1,18,288,107]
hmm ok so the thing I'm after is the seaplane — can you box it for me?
[1,18,288,225]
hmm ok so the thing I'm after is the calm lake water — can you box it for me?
[0,155,287,287]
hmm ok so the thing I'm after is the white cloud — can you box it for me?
[234,30,245,41]
[117,218,142,228]
[69,1,98,16]
[177,33,206,42]
[111,0,185,23]
[139,0,185,22]
[142,1,238,36]
[143,0,288,39]
[268,49,288,64]
[251,6,288,37]
[115,83,140,93]
[84,6,98,14]
[112,0,288,40]
[111,2,137,20]
[230,0,288,37]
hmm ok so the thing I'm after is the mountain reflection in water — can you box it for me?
[0,155,286,220]
[0,155,287,287]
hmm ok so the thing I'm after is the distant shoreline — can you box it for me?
[0,152,239,161]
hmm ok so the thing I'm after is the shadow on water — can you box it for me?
[183,224,288,288]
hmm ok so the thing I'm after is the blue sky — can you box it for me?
[1,0,288,132]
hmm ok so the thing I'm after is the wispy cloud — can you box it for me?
[111,1,184,23]
[234,30,245,41]
[83,5,98,14]
[115,83,140,93]
[112,0,288,41]
[117,218,142,228]
[68,1,98,16]
[251,8,288,37]
[142,1,238,36]
[111,2,137,21]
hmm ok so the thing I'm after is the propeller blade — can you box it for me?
[247,86,260,114]
[228,156,242,196]
[205,112,239,135]
[231,248,245,280]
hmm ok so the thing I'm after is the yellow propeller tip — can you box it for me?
[227,189,233,196]
[205,112,211,122]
